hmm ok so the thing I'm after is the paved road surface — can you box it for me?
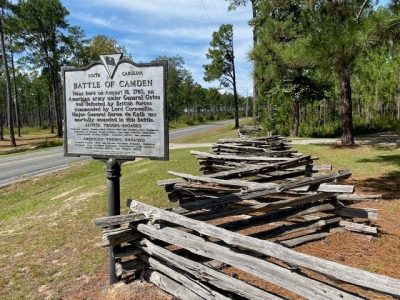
[0,120,231,188]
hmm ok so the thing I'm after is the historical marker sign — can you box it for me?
[63,55,168,160]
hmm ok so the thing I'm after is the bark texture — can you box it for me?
[339,61,354,145]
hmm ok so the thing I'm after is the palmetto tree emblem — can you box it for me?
[100,53,123,79]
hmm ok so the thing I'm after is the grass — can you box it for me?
[0,147,207,299]
[293,144,399,179]
[19,126,55,136]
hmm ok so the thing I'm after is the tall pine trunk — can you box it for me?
[339,60,354,145]
[48,93,54,133]
[291,100,300,137]
[9,36,21,137]
[231,42,239,129]
[50,66,62,137]
[233,83,239,129]
[251,0,258,125]
[0,16,16,147]
[0,109,4,140]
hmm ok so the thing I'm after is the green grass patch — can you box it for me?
[293,144,399,179]
[36,139,63,149]
[0,147,206,299]
[19,126,54,135]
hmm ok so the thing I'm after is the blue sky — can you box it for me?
[62,0,254,96]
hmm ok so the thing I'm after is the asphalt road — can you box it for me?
[0,120,231,188]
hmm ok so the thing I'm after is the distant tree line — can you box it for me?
[5,0,395,147]
[155,55,248,126]
[0,0,248,147]
[225,0,400,145]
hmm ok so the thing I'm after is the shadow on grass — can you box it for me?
[370,144,400,151]
[357,154,400,167]
[353,155,400,200]
[352,171,400,200]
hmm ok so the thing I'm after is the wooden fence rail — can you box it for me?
[94,134,397,299]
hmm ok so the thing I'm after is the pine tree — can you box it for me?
[0,0,15,146]
[14,0,70,138]
[204,24,239,128]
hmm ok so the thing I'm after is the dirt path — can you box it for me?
[291,132,400,147]
[170,132,400,148]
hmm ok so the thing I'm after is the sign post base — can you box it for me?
[106,158,122,284]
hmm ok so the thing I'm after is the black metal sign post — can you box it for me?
[63,54,168,285]
[106,158,121,284]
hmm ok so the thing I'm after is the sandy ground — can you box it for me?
[291,132,400,147]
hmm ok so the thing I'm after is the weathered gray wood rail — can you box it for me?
[94,200,399,299]
[93,135,396,299]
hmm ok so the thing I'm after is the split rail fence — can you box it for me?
[94,131,400,299]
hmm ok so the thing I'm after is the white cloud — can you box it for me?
[89,0,251,23]
[64,0,254,95]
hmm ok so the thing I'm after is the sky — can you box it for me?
[61,0,254,96]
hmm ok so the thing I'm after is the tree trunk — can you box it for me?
[251,0,258,125]
[49,66,62,137]
[291,100,300,137]
[48,94,54,133]
[0,17,16,147]
[233,84,239,129]
[194,99,198,121]
[231,42,239,129]
[37,95,43,128]
[0,110,4,140]
[339,61,354,145]
[9,36,21,137]
[52,68,62,137]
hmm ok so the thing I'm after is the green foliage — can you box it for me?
[297,117,400,138]
[13,0,69,67]
[89,34,128,61]
[253,0,399,139]
[153,55,192,122]
[65,26,90,66]
[204,24,240,128]
[204,24,235,88]
[36,138,63,149]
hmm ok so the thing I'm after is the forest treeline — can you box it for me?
[0,0,248,146]
[229,0,400,144]
[1,0,399,147]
